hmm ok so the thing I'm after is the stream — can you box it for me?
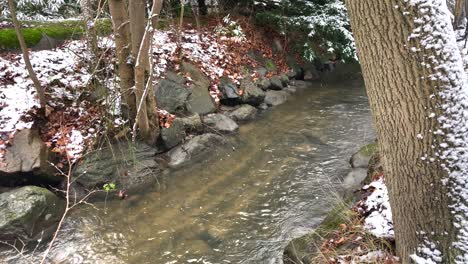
[2,79,375,264]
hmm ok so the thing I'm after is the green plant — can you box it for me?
[103,183,116,192]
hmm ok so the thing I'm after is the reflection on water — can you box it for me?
[1,81,375,264]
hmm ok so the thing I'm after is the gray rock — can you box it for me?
[74,142,161,192]
[203,113,239,133]
[287,67,304,80]
[178,114,204,134]
[241,78,265,106]
[182,62,216,115]
[165,71,186,85]
[343,168,368,191]
[303,69,319,81]
[350,143,378,168]
[33,33,61,51]
[257,78,271,91]
[0,129,57,184]
[0,186,65,241]
[284,86,297,94]
[160,119,186,149]
[280,74,289,86]
[290,80,310,89]
[228,105,257,122]
[219,78,241,105]
[255,67,268,77]
[258,103,269,110]
[264,90,289,106]
[287,70,296,79]
[156,79,190,113]
[268,76,283,90]
[168,134,226,167]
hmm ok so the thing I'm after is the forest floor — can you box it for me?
[0,16,290,165]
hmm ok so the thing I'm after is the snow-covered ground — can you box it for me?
[0,21,278,162]
[361,177,394,238]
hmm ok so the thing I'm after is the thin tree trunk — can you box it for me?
[81,0,98,63]
[109,0,137,120]
[454,0,465,28]
[133,0,162,143]
[178,0,185,44]
[346,0,466,262]
[129,0,146,58]
[8,0,46,109]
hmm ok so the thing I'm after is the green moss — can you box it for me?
[359,142,378,157]
[265,59,277,71]
[0,19,112,50]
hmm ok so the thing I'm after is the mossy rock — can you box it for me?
[349,142,378,168]
[0,19,112,50]
[0,186,65,242]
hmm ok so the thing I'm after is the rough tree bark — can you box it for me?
[346,0,468,263]
[8,0,46,109]
[109,0,137,120]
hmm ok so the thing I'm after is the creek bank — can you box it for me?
[283,142,396,264]
[0,34,350,243]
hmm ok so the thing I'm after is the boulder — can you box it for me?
[0,129,57,185]
[241,78,265,106]
[33,33,61,51]
[178,114,204,134]
[219,78,241,106]
[342,168,368,192]
[303,69,319,81]
[156,78,190,113]
[182,62,217,115]
[167,134,226,167]
[287,67,304,80]
[160,119,186,149]
[268,76,283,90]
[255,67,268,78]
[284,86,297,94]
[350,142,378,168]
[74,142,161,193]
[258,103,269,110]
[291,80,310,89]
[264,90,289,106]
[257,78,271,91]
[0,186,65,241]
[203,113,239,133]
[227,105,257,122]
[280,74,289,86]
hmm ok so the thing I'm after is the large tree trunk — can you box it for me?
[346,0,468,262]
[8,0,46,109]
[109,0,137,120]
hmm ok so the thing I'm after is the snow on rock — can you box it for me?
[362,178,394,239]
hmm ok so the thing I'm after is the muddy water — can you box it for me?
[2,80,375,264]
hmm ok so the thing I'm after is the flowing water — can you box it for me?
[2,79,375,264]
